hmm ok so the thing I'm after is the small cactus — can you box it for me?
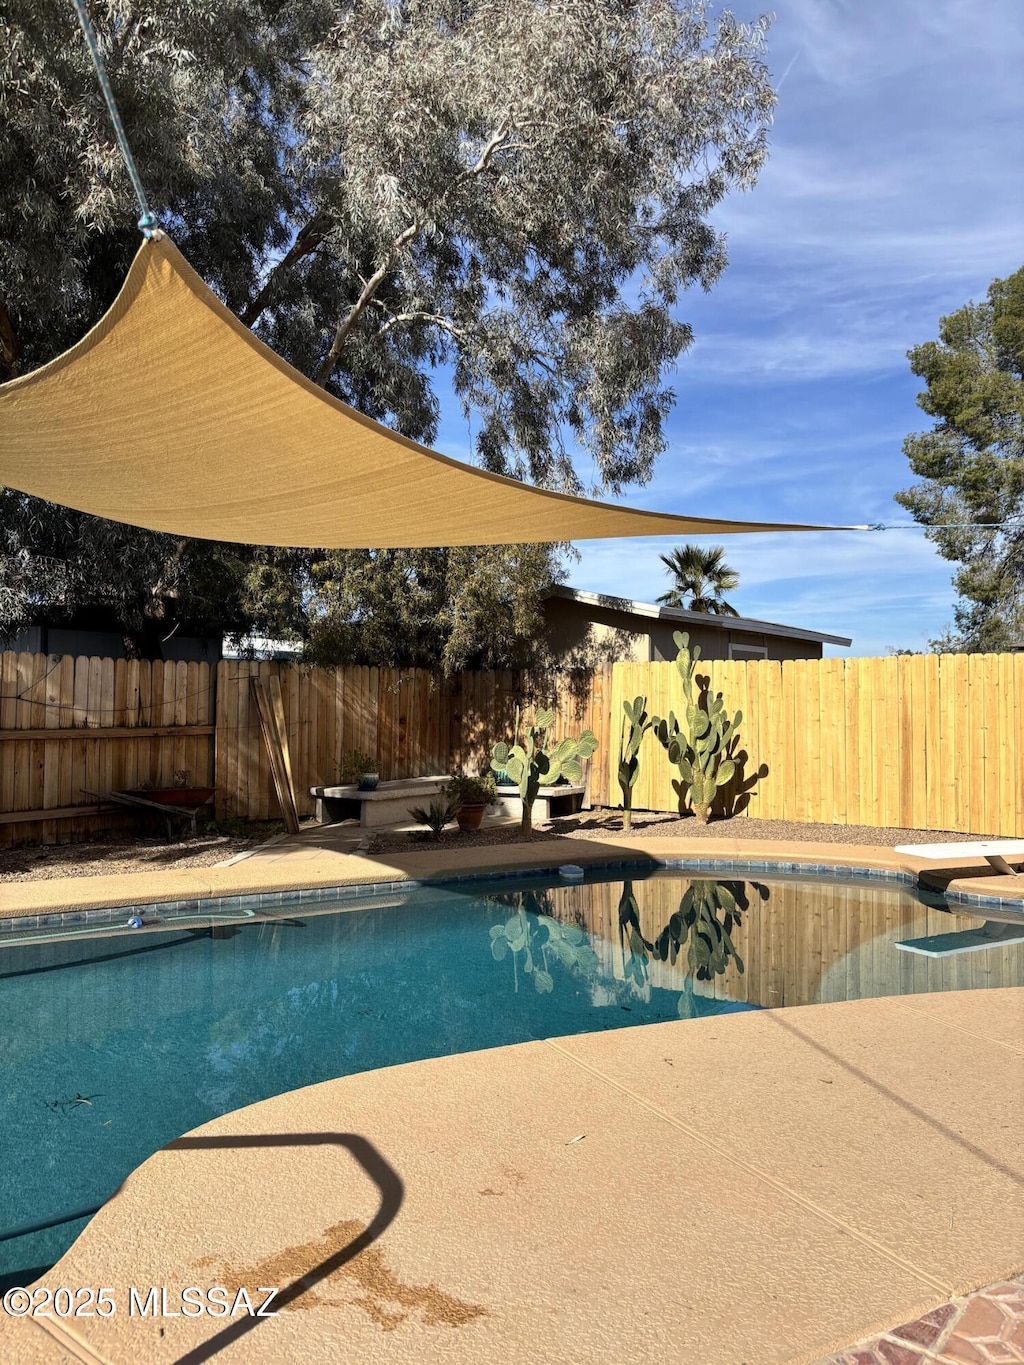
[653,631,740,823]
[491,706,598,834]
[618,695,652,833]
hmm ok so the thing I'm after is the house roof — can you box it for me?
[544,586,852,647]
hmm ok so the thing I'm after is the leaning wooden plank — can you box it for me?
[250,678,300,834]
[268,673,300,830]
[251,677,286,827]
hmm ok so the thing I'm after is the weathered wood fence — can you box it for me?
[0,652,215,846]
[1,649,1020,846]
[213,660,612,823]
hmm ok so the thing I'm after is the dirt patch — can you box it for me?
[195,1219,486,1330]
[366,807,1000,856]
[0,823,284,883]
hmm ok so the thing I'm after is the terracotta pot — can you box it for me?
[456,802,487,832]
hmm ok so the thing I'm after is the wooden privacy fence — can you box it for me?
[0,652,215,847]
[214,661,612,823]
[1,649,1020,845]
[608,652,1023,837]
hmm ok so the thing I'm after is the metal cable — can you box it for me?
[70,0,157,236]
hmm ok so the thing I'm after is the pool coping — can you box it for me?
[1,835,1022,938]
[4,988,1021,1365]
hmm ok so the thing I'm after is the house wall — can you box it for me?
[0,626,222,663]
[542,597,825,663]
[541,597,648,663]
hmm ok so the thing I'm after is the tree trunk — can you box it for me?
[520,803,533,836]
[623,805,632,833]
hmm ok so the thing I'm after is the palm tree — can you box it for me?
[657,544,740,615]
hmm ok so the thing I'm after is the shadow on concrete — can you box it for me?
[917,864,1015,892]
[164,1132,403,1364]
[766,1012,1024,1188]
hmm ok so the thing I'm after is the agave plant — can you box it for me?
[408,790,460,840]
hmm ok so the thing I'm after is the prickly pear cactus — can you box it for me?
[618,695,652,833]
[491,707,598,834]
[652,631,741,823]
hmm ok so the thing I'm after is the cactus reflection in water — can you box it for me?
[618,877,769,1015]
[488,890,601,994]
[487,879,767,1013]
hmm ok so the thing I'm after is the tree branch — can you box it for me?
[313,119,514,385]
[314,220,420,385]
[240,212,333,328]
[459,120,512,180]
[374,308,471,343]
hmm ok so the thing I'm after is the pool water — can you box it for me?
[1,867,1021,1282]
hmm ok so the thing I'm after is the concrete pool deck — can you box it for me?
[2,828,1024,920]
[3,986,1021,1365]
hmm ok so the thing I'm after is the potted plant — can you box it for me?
[339,749,379,790]
[448,771,497,833]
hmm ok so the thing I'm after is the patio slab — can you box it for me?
[1,989,1020,1365]
[4,831,1024,921]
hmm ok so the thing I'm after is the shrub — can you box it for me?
[447,771,497,807]
[338,749,377,783]
[408,791,461,840]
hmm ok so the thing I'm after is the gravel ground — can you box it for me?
[0,824,284,883]
[366,807,1000,856]
[1,810,999,880]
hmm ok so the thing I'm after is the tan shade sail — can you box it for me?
[0,235,844,548]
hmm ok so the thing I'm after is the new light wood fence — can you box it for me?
[0,652,215,847]
[608,652,1023,837]
[1,649,1020,847]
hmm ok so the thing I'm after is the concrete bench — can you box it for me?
[493,783,586,823]
[311,776,453,828]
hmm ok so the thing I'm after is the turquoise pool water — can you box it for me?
[2,866,1021,1284]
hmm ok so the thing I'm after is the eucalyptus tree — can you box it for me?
[657,544,740,614]
[1,0,775,662]
[895,266,1024,652]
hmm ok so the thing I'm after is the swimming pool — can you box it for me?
[2,865,1021,1283]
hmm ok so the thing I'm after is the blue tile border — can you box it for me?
[1,854,1021,940]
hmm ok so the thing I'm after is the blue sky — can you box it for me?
[440,1,1024,656]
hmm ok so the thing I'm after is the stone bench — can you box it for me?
[493,783,586,823]
[311,776,453,828]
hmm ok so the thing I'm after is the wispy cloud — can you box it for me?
[433,0,1020,656]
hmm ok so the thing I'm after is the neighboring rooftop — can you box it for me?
[546,586,852,647]
[541,585,852,665]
